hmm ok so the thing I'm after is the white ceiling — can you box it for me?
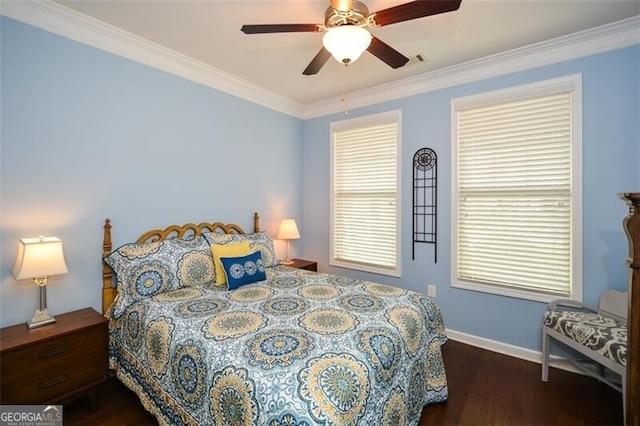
[49,0,640,105]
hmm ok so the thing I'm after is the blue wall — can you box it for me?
[0,18,303,327]
[2,16,638,354]
[302,46,640,351]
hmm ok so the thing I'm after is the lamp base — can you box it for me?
[281,259,294,266]
[27,309,56,329]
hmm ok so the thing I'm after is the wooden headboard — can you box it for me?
[101,212,260,314]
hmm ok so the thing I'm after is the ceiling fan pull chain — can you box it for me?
[341,92,349,116]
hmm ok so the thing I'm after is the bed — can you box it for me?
[101,213,448,425]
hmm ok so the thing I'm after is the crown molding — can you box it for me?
[302,15,640,119]
[0,0,304,118]
[1,1,638,120]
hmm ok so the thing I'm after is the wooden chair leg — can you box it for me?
[542,328,550,382]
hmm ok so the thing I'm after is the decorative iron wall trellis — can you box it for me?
[412,147,438,262]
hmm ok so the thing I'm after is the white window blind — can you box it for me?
[331,111,401,276]
[452,76,582,301]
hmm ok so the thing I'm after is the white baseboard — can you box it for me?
[445,328,582,375]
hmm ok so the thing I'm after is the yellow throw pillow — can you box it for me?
[211,241,251,285]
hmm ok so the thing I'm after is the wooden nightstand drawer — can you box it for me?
[0,308,108,406]
[1,326,106,403]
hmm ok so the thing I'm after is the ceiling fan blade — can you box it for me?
[372,0,462,27]
[303,47,332,75]
[241,24,322,34]
[367,36,410,69]
[331,0,353,12]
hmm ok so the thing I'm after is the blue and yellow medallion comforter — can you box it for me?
[108,266,448,425]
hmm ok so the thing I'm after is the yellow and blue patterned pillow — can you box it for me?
[204,231,278,267]
[104,236,215,318]
[219,251,267,290]
[210,241,251,286]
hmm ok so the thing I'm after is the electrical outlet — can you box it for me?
[427,284,436,298]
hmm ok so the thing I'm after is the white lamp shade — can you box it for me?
[322,25,372,65]
[276,219,301,240]
[13,236,68,280]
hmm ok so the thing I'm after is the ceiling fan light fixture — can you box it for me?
[322,25,372,65]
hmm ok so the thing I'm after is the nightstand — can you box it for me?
[0,307,108,411]
[288,258,318,272]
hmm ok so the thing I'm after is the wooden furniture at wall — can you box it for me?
[0,308,108,410]
[620,192,639,426]
[288,258,318,272]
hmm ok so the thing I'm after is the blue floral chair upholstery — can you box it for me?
[542,290,628,424]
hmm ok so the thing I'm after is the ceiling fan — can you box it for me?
[241,0,462,76]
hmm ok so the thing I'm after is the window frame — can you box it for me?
[450,75,583,303]
[329,110,402,277]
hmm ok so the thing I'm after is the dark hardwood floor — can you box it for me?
[419,341,622,426]
[64,340,623,425]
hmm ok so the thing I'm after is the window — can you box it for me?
[330,110,401,277]
[451,75,582,302]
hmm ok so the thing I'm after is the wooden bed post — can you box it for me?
[253,212,260,233]
[620,192,639,426]
[102,219,116,315]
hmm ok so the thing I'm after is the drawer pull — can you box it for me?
[38,375,69,390]
[39,346,69,359]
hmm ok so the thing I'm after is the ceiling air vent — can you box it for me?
[406,54,427,66]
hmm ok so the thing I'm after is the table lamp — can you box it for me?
[13,236,68,329]
[276,219,300,265]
